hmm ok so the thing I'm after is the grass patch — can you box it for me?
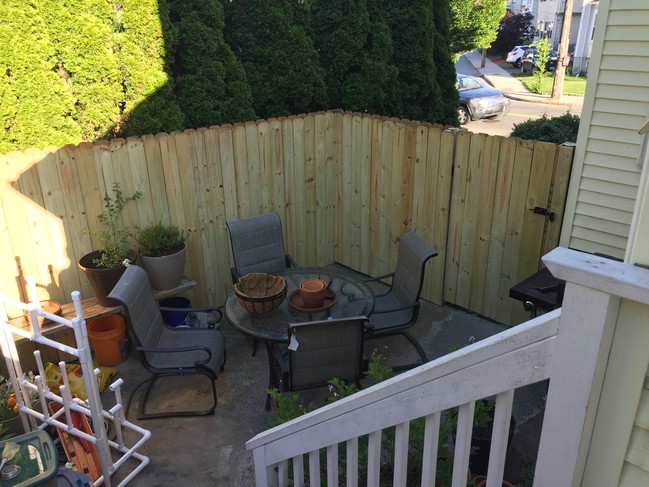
[511,71,587,96]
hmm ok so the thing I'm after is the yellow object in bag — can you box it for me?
[45,363,117,400]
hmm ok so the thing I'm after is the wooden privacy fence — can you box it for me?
[0,111,573,328]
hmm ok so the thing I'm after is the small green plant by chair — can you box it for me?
[87,182,143,268]
[136,223,187,257]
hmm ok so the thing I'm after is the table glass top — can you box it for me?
[225,267,375,342]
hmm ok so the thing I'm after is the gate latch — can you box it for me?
[532,206,555,221]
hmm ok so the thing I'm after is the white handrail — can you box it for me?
[247,310,560,486]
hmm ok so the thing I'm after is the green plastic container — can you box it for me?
[0,430,58,486]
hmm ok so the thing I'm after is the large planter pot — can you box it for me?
[139,245,186,290]
[78,250,131,306]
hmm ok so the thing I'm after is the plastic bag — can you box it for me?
[45,363,117,401]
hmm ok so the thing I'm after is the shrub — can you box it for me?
[510,112,580,144]
[136,223,187,257]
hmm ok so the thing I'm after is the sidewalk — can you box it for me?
[464,50,584,110]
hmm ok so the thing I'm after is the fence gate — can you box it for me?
[443,132,573,326]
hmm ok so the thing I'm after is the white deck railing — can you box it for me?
[248,248,649,487]
[247,309,561,487]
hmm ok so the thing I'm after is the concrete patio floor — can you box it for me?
[108,264,546,486]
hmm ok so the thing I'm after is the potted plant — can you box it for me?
[78,182,142,306]
[136,223,188,290]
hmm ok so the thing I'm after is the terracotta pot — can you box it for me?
[78,250,133,306]
[298,278,327,308]
[139,245,186,290]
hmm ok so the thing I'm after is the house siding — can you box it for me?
[559,0,649,260]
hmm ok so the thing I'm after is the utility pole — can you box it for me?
[551,0,574,99]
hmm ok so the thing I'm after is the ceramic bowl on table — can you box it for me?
[235,273,287,313]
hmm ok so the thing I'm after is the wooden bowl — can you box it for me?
[234,273,287,313]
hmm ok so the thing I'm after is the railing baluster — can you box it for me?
[326,444,338,487]
[394,421,410,487]
[367,430,382,487]
[453,401,475,487]
[293,454,304,487]
[346,436,359,487]
[421,412,441,487]
[277,460,289,487]
[485,390,515,486]
[309,450,321,486]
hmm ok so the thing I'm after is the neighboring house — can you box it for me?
[511,0,597,74]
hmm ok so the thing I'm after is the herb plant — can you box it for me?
[88,182,142,268]
[136,223,187,257]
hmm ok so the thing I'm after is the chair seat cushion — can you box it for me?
[146,327,225,375]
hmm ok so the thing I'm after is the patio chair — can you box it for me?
[271,316,368,402]
[365,231,437,367]
[226,212,298,282]
[226,212,298,355]
[108,265,226,419]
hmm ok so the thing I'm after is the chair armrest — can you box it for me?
[136,345,212,367]
[371,301,420,314]
[158,306,223,323]
[364,271,395,283]
[231,267,241,283]
[286,254,299,269]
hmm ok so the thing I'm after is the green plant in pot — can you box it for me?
[78,182,142,306]
[136,223,188,290]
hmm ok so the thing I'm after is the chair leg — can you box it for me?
[136,372,217,419]
[221,348,227,372]
[402,331,428,363]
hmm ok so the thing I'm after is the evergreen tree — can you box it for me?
[167,0,255,127]
[116,0,185,137]
[383,0,440,122]
[432,0,460,126]
[1,1,83,151]
[224,0,326,119]
[307,0,397,114]
[308,0,369,109]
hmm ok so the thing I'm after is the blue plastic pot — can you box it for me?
[159,297,192,327]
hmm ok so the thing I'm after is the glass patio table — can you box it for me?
[224,267,375,409]
[224,267,375,343]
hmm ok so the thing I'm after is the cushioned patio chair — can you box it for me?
[226,212,298,355]
[226,212,298,282]
[365,231,437,367]
[108,265,226,419]
[270,316,368,406]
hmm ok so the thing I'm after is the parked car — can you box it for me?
[456,74,511,125]
[506,45,530,68]
[520,48,559,73]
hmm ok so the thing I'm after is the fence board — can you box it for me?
[0,112,573,329]
[141,134,169,224]
[302,114,318,265]
[541,143,574,257]
[445,130,472,304]
[484,137,518,320]
[468,135,501,313]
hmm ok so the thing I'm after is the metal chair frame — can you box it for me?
[108,265,226,419]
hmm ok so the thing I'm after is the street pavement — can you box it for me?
[462,50,584,111]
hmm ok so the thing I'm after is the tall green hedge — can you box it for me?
[224,0,326,119]
[1,0,462,152]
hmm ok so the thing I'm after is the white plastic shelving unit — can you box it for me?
[0,277,151,487]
